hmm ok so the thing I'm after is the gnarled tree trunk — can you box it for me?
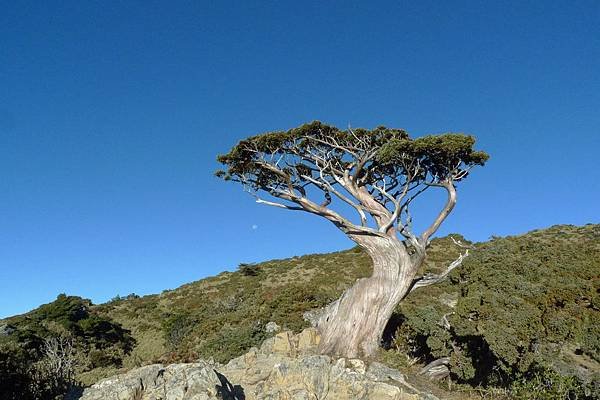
[217,122,483,359]
[314,236,422,358]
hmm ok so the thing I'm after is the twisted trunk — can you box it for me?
[314,236,421,358]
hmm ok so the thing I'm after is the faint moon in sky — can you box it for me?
[251,224,258,230]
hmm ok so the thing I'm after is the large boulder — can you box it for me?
[79,329,438,400]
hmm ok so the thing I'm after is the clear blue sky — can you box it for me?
[1,1,598,318]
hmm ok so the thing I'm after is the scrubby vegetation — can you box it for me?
[390,225,599,398]
[1,224,598,399]
[0,295,134,399]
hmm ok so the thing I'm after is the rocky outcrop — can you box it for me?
[80,328,439,400]
[0,322,15,336]
[264,321,281,334]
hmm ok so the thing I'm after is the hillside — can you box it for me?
[1,223,599,399]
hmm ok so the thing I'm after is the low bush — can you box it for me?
[392,225,600,394]
[0,295,134,399]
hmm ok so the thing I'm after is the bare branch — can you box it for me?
[419,357,451,381]
[303,135,359,157]
[397,207,422,251]
[379,170,417,235]
[374,183,401,234]
[294,195,386,237]
[450,236,473,249]
[255,198,303,210]
[349,183,394,232]
[438,312,454,330]
[421,181,457,243]
[409,249,469,294]
[300,173,367,226]
[41,335,77,385]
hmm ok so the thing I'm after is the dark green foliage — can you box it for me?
[580,313,600,362]
[0,345,32,400]
[393,225,600,393]
[78,313,134,352]
[35,293,89,329]
[377,134,488,179]
[217,122,488,189]
[216,121,488,223]
[197,320,266,363]
[0,341,75,400]
[13,294,135,354]
[238,263,261,276]
[265,284,332,332]
[88,349,118,369]
[510,365,595,399]
[0,295,134,399]
[162,313,195,350]
[216,121,409,185]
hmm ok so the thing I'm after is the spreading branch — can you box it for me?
[409,248,470,294]
[217,121,488,248]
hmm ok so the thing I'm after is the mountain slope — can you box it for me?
[1,223,598,399]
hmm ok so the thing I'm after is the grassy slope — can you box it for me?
[92,225,599,387]
[2,223,598,397]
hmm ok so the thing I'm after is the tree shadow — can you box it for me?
[65,384,84,400]
[215,370,245,400]
[381,312,405,349]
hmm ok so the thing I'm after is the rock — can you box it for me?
[348,359,366,374]
[81,363,229,400]
[366,361,407,383]
[80,329,439,400]
[0,323,15,336]
[271,331,295,356]
[79,361,232,400]
[296,327,320,353]
[265,321,280,333]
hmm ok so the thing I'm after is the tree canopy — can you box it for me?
[217,121,488,247]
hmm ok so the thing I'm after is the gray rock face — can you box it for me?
[264,321,280,334]
[80,328,438,400]
[0,323,15,336]
[79,361,228,400]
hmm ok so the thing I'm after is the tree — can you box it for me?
[28,335,78,399]
[216,121,488,358]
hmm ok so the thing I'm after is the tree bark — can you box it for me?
[314,236,420,358]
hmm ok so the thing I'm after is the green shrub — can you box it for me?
[238,263,261,276]
[510,366,596,399]
[196,320,266,363]
[4,224,597,398]
[0,345,32,400]
[389,226,599,390]
[162,313,194,349]
[88,349,118,369]
[0,294,135,399]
